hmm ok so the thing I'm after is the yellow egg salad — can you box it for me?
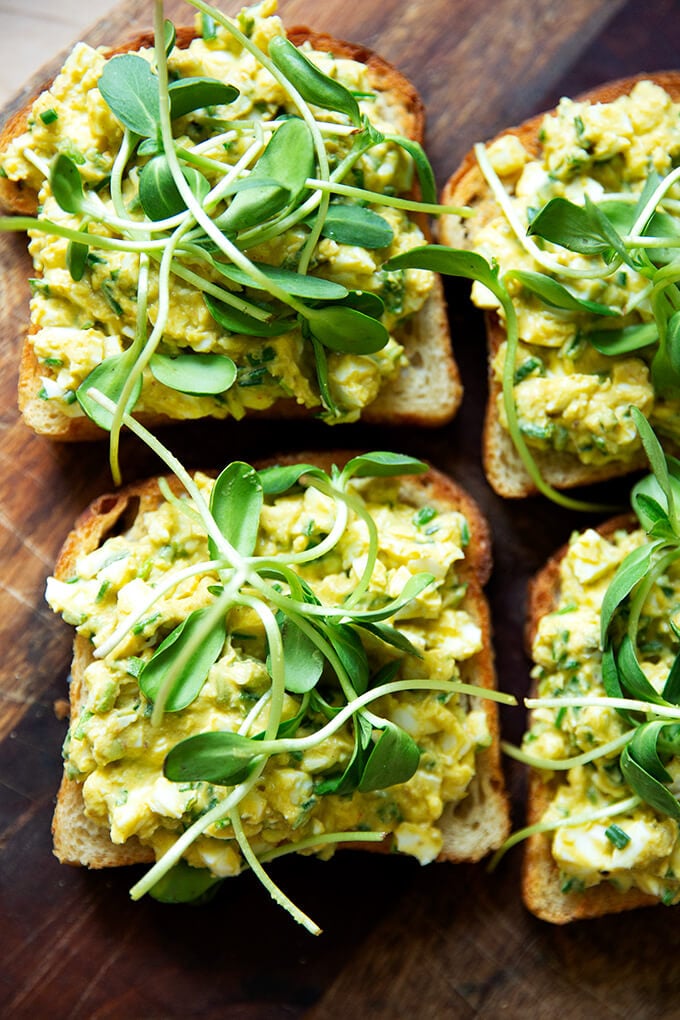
[470,81,680,466]
[0,0,434,425]
[46,468,492,889]
[525,525,680,904]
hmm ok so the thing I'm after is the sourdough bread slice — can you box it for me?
[1,25,461,438]
[440,73,680,498]
[51,454,509,871]
[522,515,661,922]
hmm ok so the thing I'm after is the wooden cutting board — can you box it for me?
[2,1,680,1016]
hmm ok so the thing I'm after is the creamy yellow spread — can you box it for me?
[526,526,680,903]
[469,81,680,464]
[1,2,433,423]
[46,474,490,874]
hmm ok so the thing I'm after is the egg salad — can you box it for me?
[525,525,680,904]
[46,471,491,879]
[0,1,434,425]
[469,81,680,465]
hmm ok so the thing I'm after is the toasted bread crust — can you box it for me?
[440,72,680,498]
[522,514,660,922]
[3,25,461,437]
[51,454,508,870]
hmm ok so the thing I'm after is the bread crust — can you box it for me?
[522,514,661,922]
[440,72,680,498]
[2,25,461,437]
[51,453,509,871]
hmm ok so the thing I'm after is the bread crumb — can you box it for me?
[53,698,70,720]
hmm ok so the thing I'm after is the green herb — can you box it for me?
[413,506,437,528]
[604,823,631,849]
[268,36,361,128]
[40,108,58,125]
[149,351,237,395]
[320,204,394,248]
[139,606,227,713]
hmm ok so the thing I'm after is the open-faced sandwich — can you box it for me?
[513,412,680,922]
[440,73,680,499]
[46,447,510,930]
[0,0,461,446]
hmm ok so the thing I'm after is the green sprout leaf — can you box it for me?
[149,860,223,904]
[384,243,501,292]
[386,135,437,204]
[139,607,227,712]
[168,76,239,119]
[66,230,89,282]
[347,572,435,623]
[320,205,394,248]
[628,721,674,784]
[355,620,422,658]
[217,117,314,232]
[164,730,260,785]
[218,261,347,300]
[303,304,389,354]
[600,541,657,642]
[204,293,294,338]
[342,451,428,479]
[616,634,667,705]
[358,721,421,792]
[139,156,210,221]
[76,352,142,430]
[98,53,161,138]
[268,36,361,127]
[335,290,385,319]
[50,153,87,215]
[326,623,370,695]
[163,19,176,57]
[209,461,263,559]
[278,618,324,694]
[257,462,325,496]
[149,351,237,395]
[315,714,372,796]
[527,196,629,264]
[621,743,680,821]
[505,269,618,317]
[587,322,658,356]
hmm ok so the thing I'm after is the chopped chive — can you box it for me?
[604,823,631,850]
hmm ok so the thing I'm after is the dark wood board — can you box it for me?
[2,1,680,1016]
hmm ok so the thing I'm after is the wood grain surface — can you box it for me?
[2,1,680,1017]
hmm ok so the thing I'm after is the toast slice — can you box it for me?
[49,453,509,876]
[0,19,461,438]
[522,516,673,922]
[440,73,680,498]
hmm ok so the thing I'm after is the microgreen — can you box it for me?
[268,36,361,128]
[139,606,227,712]
[320,204,394,248]
[98,54,162,138]
[208,460,262,558]
[139,157,210,220]
[149,351,237,395]
[76,352,142,430]
[216,117,313,233]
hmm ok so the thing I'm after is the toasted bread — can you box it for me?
[440,72,680,498]
[50,453,509,874]
[522,515,666,922]
[0,23,461,438]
